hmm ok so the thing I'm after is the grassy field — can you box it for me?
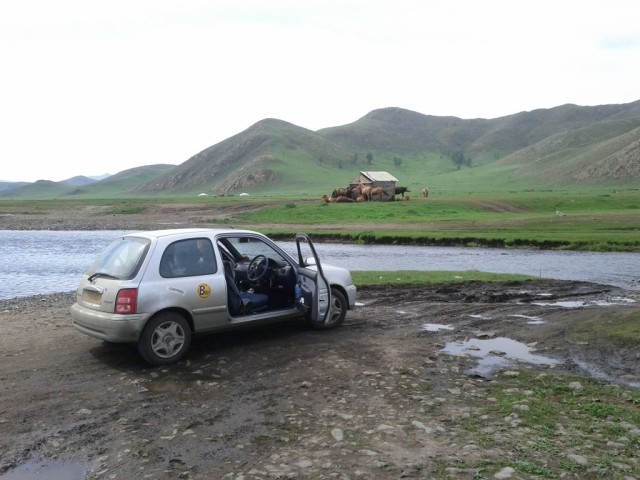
[351,270,535,285]
[1,187,639,251]
[242,189,640,252]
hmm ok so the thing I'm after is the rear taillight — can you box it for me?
[115,288,138,314]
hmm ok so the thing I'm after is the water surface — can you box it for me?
[1,230,639,300]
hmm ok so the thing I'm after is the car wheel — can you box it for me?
[138,312,191,365]
[311,287,347,330]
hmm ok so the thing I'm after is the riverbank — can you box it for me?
[2,197,640,252]
[1,281,639,479]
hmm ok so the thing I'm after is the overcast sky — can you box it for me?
[1,0,639,183]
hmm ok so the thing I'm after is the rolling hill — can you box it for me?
[2,100,640,198]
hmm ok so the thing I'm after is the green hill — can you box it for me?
[1,164,174,199]
[2,100,640,198]
[133,119,355,196]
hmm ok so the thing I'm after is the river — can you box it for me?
[1,230,638,300]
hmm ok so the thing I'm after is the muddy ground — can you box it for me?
[1,281,639,480]
[1,204,639,478]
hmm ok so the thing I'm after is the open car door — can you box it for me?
[295,233,331,327]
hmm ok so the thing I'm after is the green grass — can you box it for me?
[570,309,640,346]
[454,370,640,478]
[607,311,640,345]
[2,187,640,251]
[253,189,640,251]
[351,270,535,286]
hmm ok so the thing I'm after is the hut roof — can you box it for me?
[360,171,398,182]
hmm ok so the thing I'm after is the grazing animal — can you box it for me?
[331,188,348,198]
[361,186,372,201]
[421,187,429,198]
[396,196,410,201]
[369,187,385,201]
[395,186,410,197]
[321,194,354,203]
[347,186,361,200]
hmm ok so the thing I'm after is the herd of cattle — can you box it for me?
[321,185,429,203]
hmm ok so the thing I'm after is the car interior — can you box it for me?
[217,237,297,316]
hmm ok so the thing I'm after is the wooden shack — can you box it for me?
[349,171,398,201]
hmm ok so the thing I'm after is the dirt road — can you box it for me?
[1,281,639,479]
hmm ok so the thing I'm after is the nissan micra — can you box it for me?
[71,229,357,365]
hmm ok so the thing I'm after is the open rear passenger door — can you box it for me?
[295,233,331,327]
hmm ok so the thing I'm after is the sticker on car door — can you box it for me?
[197,283,212,299]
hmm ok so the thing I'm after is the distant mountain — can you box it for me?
[0,181,29,192]
[60,176,99,187]
[88,173,111,181]
[3,100,640,198]
[0,165,173,199]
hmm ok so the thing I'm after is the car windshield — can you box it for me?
[86,237,150,280]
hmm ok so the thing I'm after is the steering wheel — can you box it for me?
[247,255,269,282]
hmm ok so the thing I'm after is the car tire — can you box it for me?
[310,287,347,330]
[137,312,191,366]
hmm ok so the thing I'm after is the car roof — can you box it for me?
[122,228,258,240]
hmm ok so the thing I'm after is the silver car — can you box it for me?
[71,229,357,365]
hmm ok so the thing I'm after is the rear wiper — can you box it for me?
[88,272,119,282]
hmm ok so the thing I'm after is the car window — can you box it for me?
[160,238,217,278]
[87,237,150,280]
[223,236,287,263]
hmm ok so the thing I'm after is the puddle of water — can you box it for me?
[593,297,636,306]
[421,323,455,332]
[468,314,492,320]
[0,460,85,480]
[509,314,545,325]
[533,296,636,308]
[533,300,586,308]
[573,359,640,390]
[442,337,560,377]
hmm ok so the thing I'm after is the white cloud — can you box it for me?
[1,0,639,182]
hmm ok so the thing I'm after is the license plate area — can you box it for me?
[82,289,102,305]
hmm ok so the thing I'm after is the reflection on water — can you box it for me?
[1,230,639,300]
[0,460,85,480]
[0,230,124,300]
[307,242,640,291]
[421,323,455,332]
[442,337,561,377]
